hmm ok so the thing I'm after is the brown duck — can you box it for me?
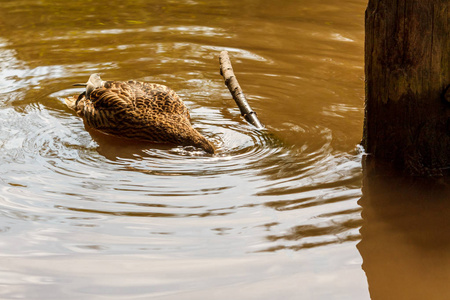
[65,74,215,154]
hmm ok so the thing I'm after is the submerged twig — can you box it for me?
[219,51,264,129]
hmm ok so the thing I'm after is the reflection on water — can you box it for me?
[0,0,373,299]
[358,160,450,300]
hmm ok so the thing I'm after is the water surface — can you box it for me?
[0,0,370,299]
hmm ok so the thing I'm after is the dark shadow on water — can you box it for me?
[358,156,450,300]
[84,123,210,160]
[86,126,170,160]
[84,117,286,161]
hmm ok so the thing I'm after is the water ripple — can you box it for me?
[0,20,364,257]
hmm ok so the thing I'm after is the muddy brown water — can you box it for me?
[0,0,449,299]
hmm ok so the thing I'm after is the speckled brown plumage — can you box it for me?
[65,74,215,154]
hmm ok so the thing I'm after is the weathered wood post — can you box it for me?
[362,0,449,175]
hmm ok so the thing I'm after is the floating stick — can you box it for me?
[219,51,264,129]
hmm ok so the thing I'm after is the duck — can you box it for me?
[65,74,215,154]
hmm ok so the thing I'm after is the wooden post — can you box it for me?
[362,0,449,176]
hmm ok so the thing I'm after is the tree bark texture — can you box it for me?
[362,0,449,175]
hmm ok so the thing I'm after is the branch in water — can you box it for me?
[219,51,264,129]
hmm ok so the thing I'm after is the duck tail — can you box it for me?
[65,96,77,111]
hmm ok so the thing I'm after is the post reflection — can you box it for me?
[358,157,450,300]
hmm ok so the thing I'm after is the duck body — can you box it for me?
[65,74,215,154]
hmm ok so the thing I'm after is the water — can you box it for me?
[2,0,443,299]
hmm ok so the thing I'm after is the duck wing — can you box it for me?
[121,81,190,116]
[77,80,201,145]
